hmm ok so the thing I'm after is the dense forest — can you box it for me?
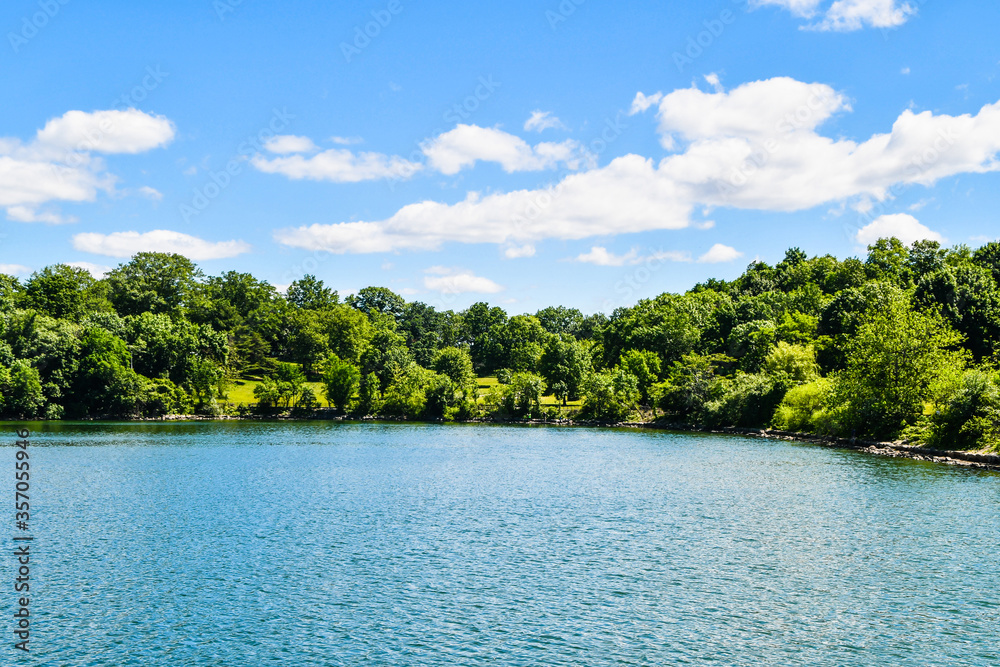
[2,238,1000,451]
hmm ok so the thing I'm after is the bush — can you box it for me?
[484,372,546,419]
[581,368,639,423]
[771,377,836,433]
[907,370,1000,451]
[703,372,790,428]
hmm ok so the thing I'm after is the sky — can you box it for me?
[2,0,1000,314]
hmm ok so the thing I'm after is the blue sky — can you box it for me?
[2,0,1000,313]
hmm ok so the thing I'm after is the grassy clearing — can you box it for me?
[477,376,583,409]
[222,378,329,407]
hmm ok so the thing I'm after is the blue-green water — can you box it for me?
[4,422,999,666]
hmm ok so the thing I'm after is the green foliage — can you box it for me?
[702,372,790,428]
[106,253,202,317]
[906,369,1000,452]
[653,352,733,421]
[538,335,592,404]
[764,342,820,383]
[4,240,1000,451]
[24,264,107,321]
[323,357,361,412]
[581,368,640,422]
[286,275,338,310]
[485,372,546,419]
[619,349,661,403]
[772,378,837,433]
[833,297,967,440]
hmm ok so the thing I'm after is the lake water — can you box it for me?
[5,421,999,666]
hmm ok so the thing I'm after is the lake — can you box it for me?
[6,421,999,665]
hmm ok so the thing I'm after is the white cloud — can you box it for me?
[752,0,915,30]
[0,109,175,223]
[72,230,251,260]
[67,261,112,278]
[5,205,76,224]
[504,244,536,259]
[35,109,175,154]
[698,244,744,263]
[576,247,639,267]
[275,77,1000,256]
[812,0,915,31]
[0,264,31,276]
[331,136,363,145]
[138,186,163,201]
[576,246,692,266]
[422,125,591,175]
[524,110,567,132]
[264,135,318,154]
[251,149,423,183]
[423,267,504,294]
[751,0,823,18]
[855,213,945,246]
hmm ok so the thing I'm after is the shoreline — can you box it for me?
[53,411,1000,473]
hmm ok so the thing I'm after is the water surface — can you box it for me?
[6,422,998,665]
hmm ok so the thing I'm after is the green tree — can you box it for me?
[106,253,202,317]
[324,357,361,412]
[834,298,967,439]
[538,335,592,403]
[287,275,338,310]
[619,349,661,403]
[24,264,108,320]
[582,368,640,422]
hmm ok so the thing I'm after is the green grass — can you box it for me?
[222,379,329,407]
[476,376,583,409]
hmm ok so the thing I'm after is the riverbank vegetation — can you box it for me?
[2,238,1000,451]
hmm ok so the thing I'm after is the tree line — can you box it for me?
[2,239,1000,451]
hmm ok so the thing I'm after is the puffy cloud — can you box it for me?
[72,230,251,260]
[576,246,692,266]
[5,205,76,224]
[274,154,693,254]
[698,244,744,263]
[813,0,916,30]
[264,135,318,154]
[251,149,423,183]
[330,136,363,145]
[751,0,916,30]
[504,244,536,259]
[576,247,639,267]
[855,213,945,246]
[275,77,1000,255]
[0,264,31,276]
[422,125,591,175]
[423,267,504,294]
[524,110,567,132]
[0,109,175,222]
[35,109,175,154]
